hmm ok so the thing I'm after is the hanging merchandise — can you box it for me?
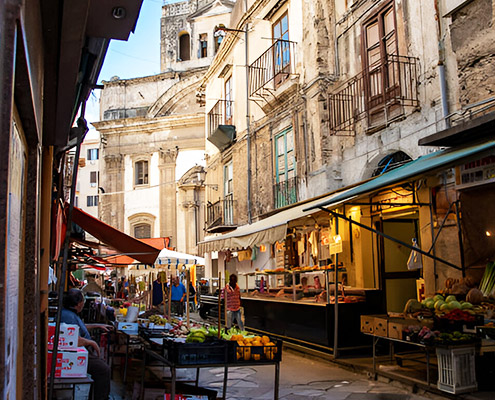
[260,244,267,252]
[297,235,305,256]
[407,238,423,270]
[251,246,258,261]
[238,248,252,261]
[308,230,319,261]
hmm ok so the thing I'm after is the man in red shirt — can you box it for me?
[225,274,244,330]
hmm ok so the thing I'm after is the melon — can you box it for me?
[434,300,445,310]
[433,294,444,302]
[445,295,457,303]
[449,301,462,309]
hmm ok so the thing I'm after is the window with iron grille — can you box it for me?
[272,11,290,88]
[135,160,149,185]
[274,127,297,208]
[362,2,399,125]
[134,223,151,239]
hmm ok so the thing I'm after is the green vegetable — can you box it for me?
[480,262,495,296]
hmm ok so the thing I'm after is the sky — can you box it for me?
[84,0,205,179]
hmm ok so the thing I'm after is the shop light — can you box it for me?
[486,231,492,237]
[333,235,342,243]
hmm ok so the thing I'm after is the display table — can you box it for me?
[140,338,281,400]
[242,290,383,351]
[364,333,435,385]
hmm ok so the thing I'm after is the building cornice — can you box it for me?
[92,113,205,134]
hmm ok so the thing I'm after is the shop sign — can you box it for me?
[329,235,343,255]
[455,153,495,189]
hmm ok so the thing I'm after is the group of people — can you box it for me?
[152,275,196,316]
[56,274,244,400]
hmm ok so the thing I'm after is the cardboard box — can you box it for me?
[360,315,375,334]
[48,347,88,378]
[388,318,434,340]
[48,323,79,350]
[373,316,389,337]
[388,319,410,340]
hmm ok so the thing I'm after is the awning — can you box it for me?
[198,189,352,253]
[157,248,205,265]
[305,140,495,212]
[104,237,171,266]
[70,206,160,265]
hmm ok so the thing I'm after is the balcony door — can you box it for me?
[272,12,290,87]
[223,162,233,225]
[274,127,296,208]
[225,76,233,125]
[363,3,400,126]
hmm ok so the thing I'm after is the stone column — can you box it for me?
[100,154,124,230]
[159,148,178,246]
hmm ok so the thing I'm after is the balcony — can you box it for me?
[249,39,297,98]
[207,99,236,151]
[328,55,419,135]
[274,177,298,209]
[206,194,236,233]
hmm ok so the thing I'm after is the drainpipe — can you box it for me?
[245,0,252,224]
[434,0,450,128]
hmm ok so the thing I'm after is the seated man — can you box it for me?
[61,289,113,400]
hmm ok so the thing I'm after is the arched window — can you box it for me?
[179,33,190,61]
[371,151,412,177]
[134,223,151,239]
[214,25,226,54]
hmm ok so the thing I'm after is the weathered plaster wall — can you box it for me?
[449,0,495,106]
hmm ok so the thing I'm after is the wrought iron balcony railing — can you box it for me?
[249,39,297,97]
[328,54,419,135]
[208,99,234,137]
[274,176,298,209]
[206,194,236,232]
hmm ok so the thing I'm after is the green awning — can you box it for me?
[304,140,495,212]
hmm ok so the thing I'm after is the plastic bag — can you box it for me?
[407,238,423,270]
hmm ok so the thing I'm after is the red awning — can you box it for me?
[70,206,160,265]
[104,238,170,266]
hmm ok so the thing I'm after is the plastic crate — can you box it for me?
[163,339,229,366]
[436,345,477,394]
[229,338,282,363]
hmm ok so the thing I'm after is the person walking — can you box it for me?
[170,277,187,316]
[60,289,113,400]
[225,274,244,330]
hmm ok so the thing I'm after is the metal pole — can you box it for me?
[333,217,339,359]
[48,116,88,399]
[454,201,466,277]
[218,272,222,338]
[244,0,252,224]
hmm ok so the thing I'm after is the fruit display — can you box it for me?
[231,333,278,361]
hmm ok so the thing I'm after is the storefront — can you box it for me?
[199,140,495,356]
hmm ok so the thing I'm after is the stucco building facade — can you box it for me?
[93,0,234,254]
[198,0,495,302]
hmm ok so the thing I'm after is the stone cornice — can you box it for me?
[92,113,205,134]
